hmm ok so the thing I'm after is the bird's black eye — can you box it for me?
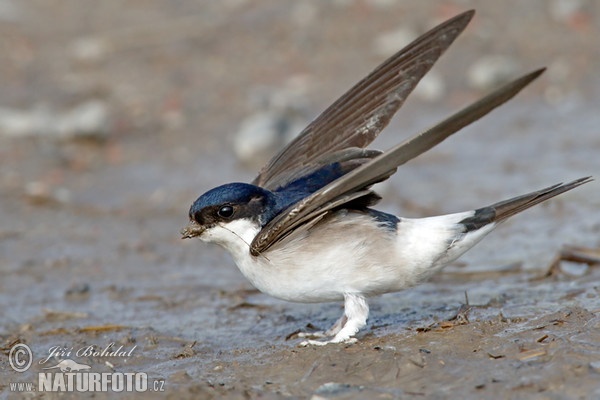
[217,205,234,218]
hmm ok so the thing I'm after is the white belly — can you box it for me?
[205,210,496,303]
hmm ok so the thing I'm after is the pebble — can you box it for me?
[373,27,416,57]
[467,55,520,91]
[549,0,585,23]
[559,260,589,277]
[233,110,307,165]
[24,181,71,205]
[291,2,317,27]
[366,0,401,8]
[312,382,363,398]
[233,82,310,165]
[414,71,445,102]
[70,37,111,64]
[0,0,19,21]
[0,100,110,140]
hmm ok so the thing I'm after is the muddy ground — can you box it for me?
[1,1,600,399]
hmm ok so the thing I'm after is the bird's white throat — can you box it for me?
[201,218,261,258]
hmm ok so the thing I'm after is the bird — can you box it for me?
[181,10,592,346]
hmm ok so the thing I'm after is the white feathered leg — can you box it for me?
[297,313,347,339]
[300,293,369,346]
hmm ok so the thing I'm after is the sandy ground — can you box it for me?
[1,1,600,399]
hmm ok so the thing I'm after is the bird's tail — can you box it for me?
[459,177,592,231]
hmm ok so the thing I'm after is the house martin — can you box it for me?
[182,10,592,345]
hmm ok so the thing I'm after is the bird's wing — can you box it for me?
[252,10,475,191]
[250,68,546,256]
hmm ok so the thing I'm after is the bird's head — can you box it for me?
[181,183,277,250]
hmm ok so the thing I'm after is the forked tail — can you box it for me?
[460,177,592,231]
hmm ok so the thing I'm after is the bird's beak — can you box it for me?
[180,221,205,239]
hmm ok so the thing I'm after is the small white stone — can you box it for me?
[414,72,445,102]
[373,27,417,57]
[467,55,519,91]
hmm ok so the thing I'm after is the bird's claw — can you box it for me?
[298,337,358,347]
[296,331,327,339]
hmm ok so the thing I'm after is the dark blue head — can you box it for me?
[188,183,278,228]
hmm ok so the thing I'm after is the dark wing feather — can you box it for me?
[252,10,475,191]
[250,68,546,256]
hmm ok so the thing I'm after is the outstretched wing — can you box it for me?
[252,10,475,191]
[250,68,546,256]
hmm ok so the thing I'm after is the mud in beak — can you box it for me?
[180,221,206,239]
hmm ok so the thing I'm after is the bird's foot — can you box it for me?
[297,294,368,347]
[296,331,327,339]
[299,337,358,347]
[294,314,347,340]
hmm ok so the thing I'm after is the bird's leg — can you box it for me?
[297,314,347,339]
[325,314,348,336]
[300,293,369,346]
